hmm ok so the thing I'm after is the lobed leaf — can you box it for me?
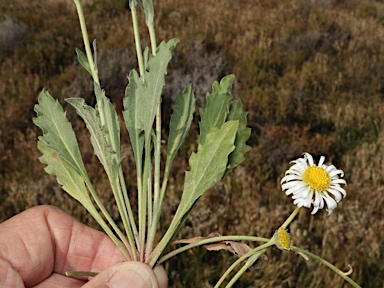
[37,140,95,212]
[224,99,251,176]
[33,89,87,177]
[179,121,238,214]
[199,74,235,145]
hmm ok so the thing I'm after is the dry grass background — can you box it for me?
[1,0,384,287]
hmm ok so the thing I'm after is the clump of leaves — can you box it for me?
[33,0,250,269]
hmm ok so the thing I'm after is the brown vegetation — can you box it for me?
[1,0,383,287]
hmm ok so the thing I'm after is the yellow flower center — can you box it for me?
[303,166,330,191]
[275,228,291,250]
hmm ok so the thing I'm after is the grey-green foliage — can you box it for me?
[166,84,195,173]
[33,23,251,267]
[149,75,251,265]
[181,75,250,214]
[123,39,179,165]
[33,89,88,179]
[33,90,98,216]
[65,97,117,181]
[199,74,251,175]
[37,140,94,210]
[199,75,234,145]
[135,0,154,26]
[181,121,239,212]
[225,99,251,176]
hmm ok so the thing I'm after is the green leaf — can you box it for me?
[143,46,149,71]
[199,74,235,145]
[224,99,251,176]
[65,97,117,180]
[75,48,92,75]
[37,139,118,249]
[92,39,98,71]
[179,120,238,214]
[94,83,121,161]
[123,39,179,163]
[123,69,144,168]
[134,0,153,25]
[33,89,87,178]
[142,0,154,26]
[37,140,95,211]
[166,84,195,171]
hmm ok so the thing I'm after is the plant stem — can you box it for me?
[157,235,270,265]
[290,246,361,288]
[138,137,151,261]
[84,177,133,259]
[130,1,145,76]
[225,248,267,288]
[129,0,148,260]
[146,200,184,266]
[214,240,275,288]
[118,168,139,247]
[281,207,301,229]
[110,178,138,260]
[74,0,107,129]
[145,20,160,258]
[73,0,99,86]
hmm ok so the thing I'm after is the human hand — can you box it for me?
[0,205,168,288]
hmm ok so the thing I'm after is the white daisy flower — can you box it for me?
[281,153,346,215]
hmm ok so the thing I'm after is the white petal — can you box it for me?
[287,165,306,175]
[322,193,337,212]
[313,192,321,207]
[282,174,304,182]
[292,186,310,199]
[311,206,319,214]
[318,156,325,166]
[304,153,314,166]
[328,168,344,178]
[329,185,347,197]
[331,179,347,185]
[301,190,313,207]
[327,187,344,201]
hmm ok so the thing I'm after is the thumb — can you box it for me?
[82,261,168,288]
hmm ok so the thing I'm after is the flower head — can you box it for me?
[281,153,346,215]
[274,228,291,250]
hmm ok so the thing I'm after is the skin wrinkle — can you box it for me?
[32,272,85,288]
[44,206,125,274]
[0,256,24,288]
[0,209,54,286]
[0,206,128,287]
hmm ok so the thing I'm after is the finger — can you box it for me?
[0,205,125,287]
[83,261,162,288]
[29,273,85,288]
[153,265,168,288]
